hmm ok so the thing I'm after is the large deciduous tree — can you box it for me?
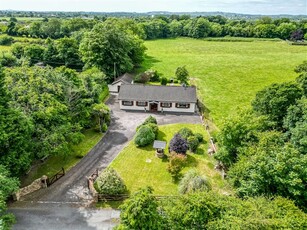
[80,23,145,82]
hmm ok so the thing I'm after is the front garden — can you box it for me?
[104,120,231,196]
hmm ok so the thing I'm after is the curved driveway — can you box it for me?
[9,94,201,229]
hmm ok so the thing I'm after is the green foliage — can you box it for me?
[118,187,164,229]
[118,188,307,230]
[214,110,266,168]
[94,168,126,195]
[11,42,24,59]
[92,103,110,133]
[0,165,19,230]
[160,76,168,85]
[0,35,14,45]
[187,136,199,152]
[175,66,189,84]
[146,123,159,138]
[24,44,46,65]
[163,192,220,229]
[167,152,186,180]
[0,53,17,67]
[252,82,302,128]
[207,196,307,229]
[284,98,307,154]
[228,132,307,209]
[194,133,204,143]
[178,127,193,139]
[143,115,157,125]
[178,170,211,194]
[134,125,155,147]
[80,23,145,82]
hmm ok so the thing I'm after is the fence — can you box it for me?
[97,194,179,202]
[47,167,65,186]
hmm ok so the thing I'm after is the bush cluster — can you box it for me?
[172,128,204,153]
[179,169,211,194]
[134,116,158,147]
[94,168,127,195]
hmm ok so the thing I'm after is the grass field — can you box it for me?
[21,129,103,187]
[110,124,231,196]
[142,38,307,125]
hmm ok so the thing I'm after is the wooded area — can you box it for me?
[0,12,306,228]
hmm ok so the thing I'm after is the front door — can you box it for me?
[150,103,158,112]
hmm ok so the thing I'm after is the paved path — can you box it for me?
[9,94,201,229]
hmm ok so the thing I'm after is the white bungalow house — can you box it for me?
[108,73,133,93]
[118,84,197,113]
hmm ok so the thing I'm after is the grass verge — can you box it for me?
[21,129,103,187]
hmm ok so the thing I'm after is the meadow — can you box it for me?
[142,38,307,126]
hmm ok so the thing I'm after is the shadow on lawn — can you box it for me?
[136,55,161,73]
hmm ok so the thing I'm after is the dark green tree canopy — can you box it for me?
[80,23,145,82]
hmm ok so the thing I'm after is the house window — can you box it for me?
[176,103,190,108]
[136,101,148,107]
[122,100,133,106]
[160,102,172,108]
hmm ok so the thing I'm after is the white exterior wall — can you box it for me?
[108,82,122,93]
[119,100,149,111]
[158,103,196,113]
[119,100,196,113]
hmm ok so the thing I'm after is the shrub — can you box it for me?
[160,77,168,85]
[179,169,211,194]
[169,133,189,154]
[194,133,204,143]
[146,123,159,138]
[143,115,157,125]
[134,125,155,147]
[146,69,160,82]
[187,136,199,152]
[94,168,127,195]
[0,35,14,45]
[134,72,150,83]
[178,127,194,139]
[167,152,186,179]
[0,53,17,67]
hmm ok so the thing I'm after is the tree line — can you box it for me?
[0,18,147,228]
[1,15,306,41]
[214,61,307,211]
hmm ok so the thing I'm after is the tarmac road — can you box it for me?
[9,94,201,230]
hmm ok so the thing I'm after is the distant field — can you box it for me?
[142,38,307,126]
[0,17,43,21]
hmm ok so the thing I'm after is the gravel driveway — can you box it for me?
[9,94,201,229]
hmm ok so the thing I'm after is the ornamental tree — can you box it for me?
[169,133,189,155]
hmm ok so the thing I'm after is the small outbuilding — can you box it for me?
[108,73,134,93]
[118,84,197,113]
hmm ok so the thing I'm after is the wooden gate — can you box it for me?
[47,167,65,186]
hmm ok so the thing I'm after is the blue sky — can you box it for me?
[1,0,306,15]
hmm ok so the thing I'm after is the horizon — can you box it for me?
[0,0,306,16]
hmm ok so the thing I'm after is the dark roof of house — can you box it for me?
[112,73,133,85]
[153,140,167,149]
[118,84,197,103]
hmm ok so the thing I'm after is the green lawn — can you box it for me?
[110,124,231,196]
[21,129,103,187]
[142,38,307,125]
